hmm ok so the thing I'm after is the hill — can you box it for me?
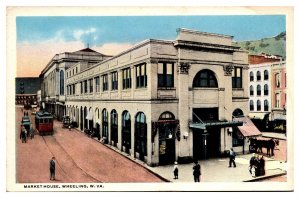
[233,31,286,59]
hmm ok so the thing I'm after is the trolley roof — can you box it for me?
[35,111,53,119]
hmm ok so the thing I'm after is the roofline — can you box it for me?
[91,39,173,68]
[177,28,234,39]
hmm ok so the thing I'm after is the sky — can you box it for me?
[16,15,286,77]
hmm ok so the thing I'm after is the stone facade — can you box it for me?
[64,28,249,166]
[40,48,111,120]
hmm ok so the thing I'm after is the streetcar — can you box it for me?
[35,111,54,135]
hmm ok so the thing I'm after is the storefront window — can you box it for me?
[135,112,147,160]
[122,111,131,153]
[111,109,118,145]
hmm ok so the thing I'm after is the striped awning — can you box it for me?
[233,116,262,137]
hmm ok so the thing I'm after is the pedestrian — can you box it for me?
[68,124,71,131]
[249,153,256,176]
[20,125,26,143]
[249,153,259,177]
[193,161,201,182]
[228,148,236,168]
[173,161,179,179]
[24,129,28,143]
[258,155,265,176]
[49,157,56,180]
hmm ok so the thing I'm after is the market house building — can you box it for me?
[39,48,111,120]
[65,28,252,166]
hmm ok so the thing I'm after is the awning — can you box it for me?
[189,120,243,130]
[233,116,262,137]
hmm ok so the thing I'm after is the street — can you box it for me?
[16,107,165,183]
[16,107,288,184]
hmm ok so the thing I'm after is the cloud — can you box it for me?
[93,43,134,56]
[73,27,97,41]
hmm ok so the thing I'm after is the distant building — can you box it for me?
[248,62,272,119]
[271,61,286,120]
[248,54,286,131]
[39,48,112,120]
[248,54,281,65]
[15,77,41,106]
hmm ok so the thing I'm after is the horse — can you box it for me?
[248,137,279,157]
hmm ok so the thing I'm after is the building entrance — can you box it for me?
[158,121,177,165]
[192,108,221,160]
[193,128,221,160]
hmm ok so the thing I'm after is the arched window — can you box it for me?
[257,85,261,96]
[264,84,269,96]
[135,112,147,160]
[84,107,87,130]
[159,111,175,120]
[264,70,269,80]
[102,109,108,143]
[158,112,177,165]
[193,69,218,88]
[250,71,254,81]
[122,111,131,154]
[250,100,254,111]
[80,107,83,131]
[250,85,254,96]
[257,71,261,81]
[111,109,118,146]
[257,100,261,111]
[60,70,64,95]
[264,100,269,111]
[232,109,244,117]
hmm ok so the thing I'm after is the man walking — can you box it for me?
[49,157,56,180]
[228,148,236,168]
[193,161,201,182]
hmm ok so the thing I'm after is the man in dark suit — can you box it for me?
[193,161,201,182]
[50,157,56,180]
[228,148,236,167]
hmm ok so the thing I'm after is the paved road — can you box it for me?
[16,108,165,183]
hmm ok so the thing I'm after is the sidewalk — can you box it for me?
[96,137,287,182]
[148,154,286,182]
[262,132,287,140]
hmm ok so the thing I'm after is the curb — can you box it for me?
[243,172,286,182]
[74,128,171,182]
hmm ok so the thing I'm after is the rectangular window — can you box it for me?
[95,76,100,92]
[102,74,108,91]
[80,82,83,94]
[232,67,242,88]
[111,72,118,90]
[89,79,93,93]
[158,62,174,88]
[136,64,147,88]
[122,68,132,89]
[84,80,88,93]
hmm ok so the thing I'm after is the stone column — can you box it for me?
[177,62,191,158]
[130,116,135,157]
[117,111,122,150]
